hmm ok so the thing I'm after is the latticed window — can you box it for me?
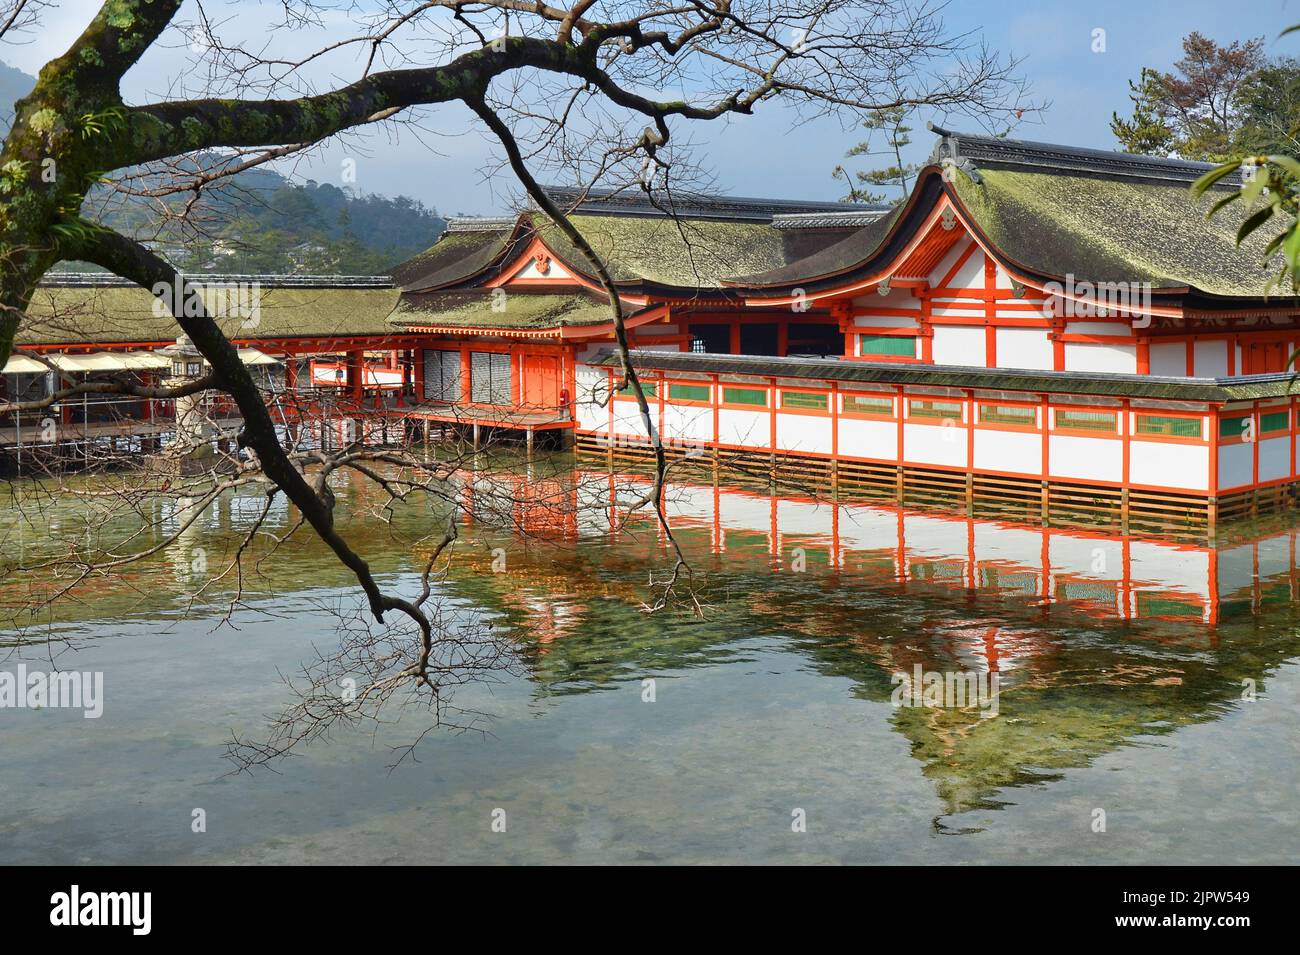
[781,390,828,411]
[618,380,657,398]
[722,386,767,407]
[1135,414,1202,438]
[423,349,461,402]
[908,399,962,421]
[1260,410,1290,434]
[980,404,1036,427]
[1055,409,1117,433]
[859,334,915,357]
[668,383,710,402]
[1219,414,1252,439]
[470,351,511,404]
[842,394,893,416]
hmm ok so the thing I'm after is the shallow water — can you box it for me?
[2,453,1298,864]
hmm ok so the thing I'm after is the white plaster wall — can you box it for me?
[837,418,898,461]
[574,364,608,431]
[996,327,1053,370]
[1049,435,1123,482]
[1217,444,1253,489]
[931,326,985,366]
[948,248,985,289]
[973,428,1041,475]
[717,408,767,447]
[1129,441,1208,491]
[662,403,712,443]
[904,423,968,467]
[775,415,833,454]
[1063,342,1137,374]
[1194,340,1229,378]
[1260,437,1290,483]
[1149,342,1186,377]
[610,402,651,439]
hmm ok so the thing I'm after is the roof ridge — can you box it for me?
[927,123,1243,188]
[539,184,880,222]
[39,273,394,288]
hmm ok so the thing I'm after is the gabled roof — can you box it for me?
[732,129,1293,303]
[390,289,628,333]
[387,187,884,297]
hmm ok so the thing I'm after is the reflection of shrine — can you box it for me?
[593,472,1300,628]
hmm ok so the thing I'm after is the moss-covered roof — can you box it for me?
[539,214,789,288]
[19,284,402,346]
[391,290,619,331]
[390,209,808,294]
[950,166,1281,297]
[388,227,518,291]
[734,132,1291,300]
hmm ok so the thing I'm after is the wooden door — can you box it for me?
[522,355,561,408]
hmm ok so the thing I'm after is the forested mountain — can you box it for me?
[1,62,444,273]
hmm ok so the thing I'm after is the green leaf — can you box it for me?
[1283,225,1300,270]
[1191,160,1242,196]
[1205,190,1242,219]
[1241,168,1271,204]
[1237,205,1275,245]
[1268,154,1300,180]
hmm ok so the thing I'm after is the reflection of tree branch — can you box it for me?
[467,94,697,612]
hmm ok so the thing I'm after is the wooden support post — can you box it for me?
[1040,481,1049,526]
[526,426,535,460]
[473,422,480,451]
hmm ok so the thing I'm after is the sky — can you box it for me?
[4,0,1300,215]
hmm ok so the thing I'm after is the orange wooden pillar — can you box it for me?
[346,350,363,407]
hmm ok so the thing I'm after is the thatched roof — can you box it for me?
[391,290,621,331]
[387,188,886,296]
[734,130,1294,303]
[20,281,402,346]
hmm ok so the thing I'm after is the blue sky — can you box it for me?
[4,1,1300,215]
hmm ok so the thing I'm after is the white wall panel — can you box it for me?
[931,326,985,366]
[1218,444,1253,489]
[1149,342,1186,377]
[717,408,767,447]
[1130,441,1208,491]
[904,423,968,467]
[775,415,833,454]
[1260,438,1290,483]
[1049,435,1122,482]
[1063,342,1137,374]
[973,428,1041,475]
[996,327,1053,370]
[837,418,898,461]
[1194,340,1229,378]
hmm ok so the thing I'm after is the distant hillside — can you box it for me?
[2,62,444,273]
[0,60,35,134]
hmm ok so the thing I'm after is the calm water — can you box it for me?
[2,452,1299,864]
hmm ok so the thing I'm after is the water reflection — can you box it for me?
[2,453,1299,843]
[440,462,1300,817]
